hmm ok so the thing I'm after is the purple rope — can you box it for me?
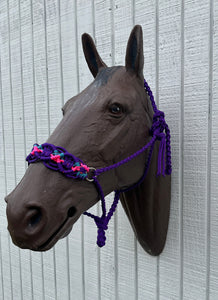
[144,78,171,175]
[26,143,89,179]
[84,178,120,247]
[95,136,156,177]
[84,79,172,247]
[95,80,172,177]
[26,79,172,248]
[120,141,155,193]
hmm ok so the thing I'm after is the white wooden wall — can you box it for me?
[0,0,217,299]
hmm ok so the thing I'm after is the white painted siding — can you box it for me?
[0,0,217,299]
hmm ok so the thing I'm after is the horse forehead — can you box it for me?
[95,66,137,88]
[66,67,141,113]
[95,66,123,86]
[95,67,141,97]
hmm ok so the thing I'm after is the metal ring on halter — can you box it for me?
[86,167,96,182]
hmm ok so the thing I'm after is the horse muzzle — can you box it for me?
[5,195,78,251]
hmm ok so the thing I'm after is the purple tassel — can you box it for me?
[157,133,166,176]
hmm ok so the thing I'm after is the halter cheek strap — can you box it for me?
[26,80,172,248]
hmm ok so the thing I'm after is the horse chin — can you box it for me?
[11,213,78,252]
[61,225,73,239]
[35,218,78,252]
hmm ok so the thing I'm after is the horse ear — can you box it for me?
[82,33,107,78]
[125,25,144,79]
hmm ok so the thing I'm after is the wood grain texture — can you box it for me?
[183,1,210,299]
[60,1,85,299]
[158,1,182,299]
[94,1,117,299]
[76,1,100,299]
[1,0,23,299]
[44,1,70,299]
[0,7,13,296]
[209,0,218,299]
[32,1,55,299]
[113,1,138,300]
[0,0,217,299]
[19,1,46,298]
[135,1,158,299]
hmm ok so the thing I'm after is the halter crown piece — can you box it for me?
[26,79,172,248]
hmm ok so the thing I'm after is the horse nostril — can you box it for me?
[67,206,77,218]
[28,208,42,227]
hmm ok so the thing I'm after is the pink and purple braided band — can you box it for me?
[26,143,90,180]
[26,79,172,248]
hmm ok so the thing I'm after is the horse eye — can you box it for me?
[109,103,123,115]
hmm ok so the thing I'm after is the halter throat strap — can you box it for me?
[26,79,172,248]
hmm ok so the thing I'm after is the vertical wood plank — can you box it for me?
[0,73,5,300]
[32,0,54,299]
[158,1,182,299]
[94,1,117,299]
[0,13,8,299]
[60,0,84,299]
[113,1,138,299]
[44,0,70,299]
[32,0,50,141]
[76,1,100,299]
[0,233,4,300]
[19,0,40,297]
[5,0,26,298]
[209,0,218,298]
[183,1,210,299]
[0,1,14,298]
[135,1,158,299]
[21,1,45,297]
[60,0,79,101]
[41,0,61,298]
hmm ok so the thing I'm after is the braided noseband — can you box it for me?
[26,80,172,248]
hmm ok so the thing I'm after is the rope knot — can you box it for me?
[149,110,171,176]
[95,217,108,247]
[150,110,167,138]
[155,132,165,141]
[153,110,165,120]
[95,218,108,231]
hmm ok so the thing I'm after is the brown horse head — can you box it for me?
[5,25,171,255]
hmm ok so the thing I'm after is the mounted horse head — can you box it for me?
[5,25,171,256]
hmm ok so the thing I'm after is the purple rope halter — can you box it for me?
[26,79,172,248]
